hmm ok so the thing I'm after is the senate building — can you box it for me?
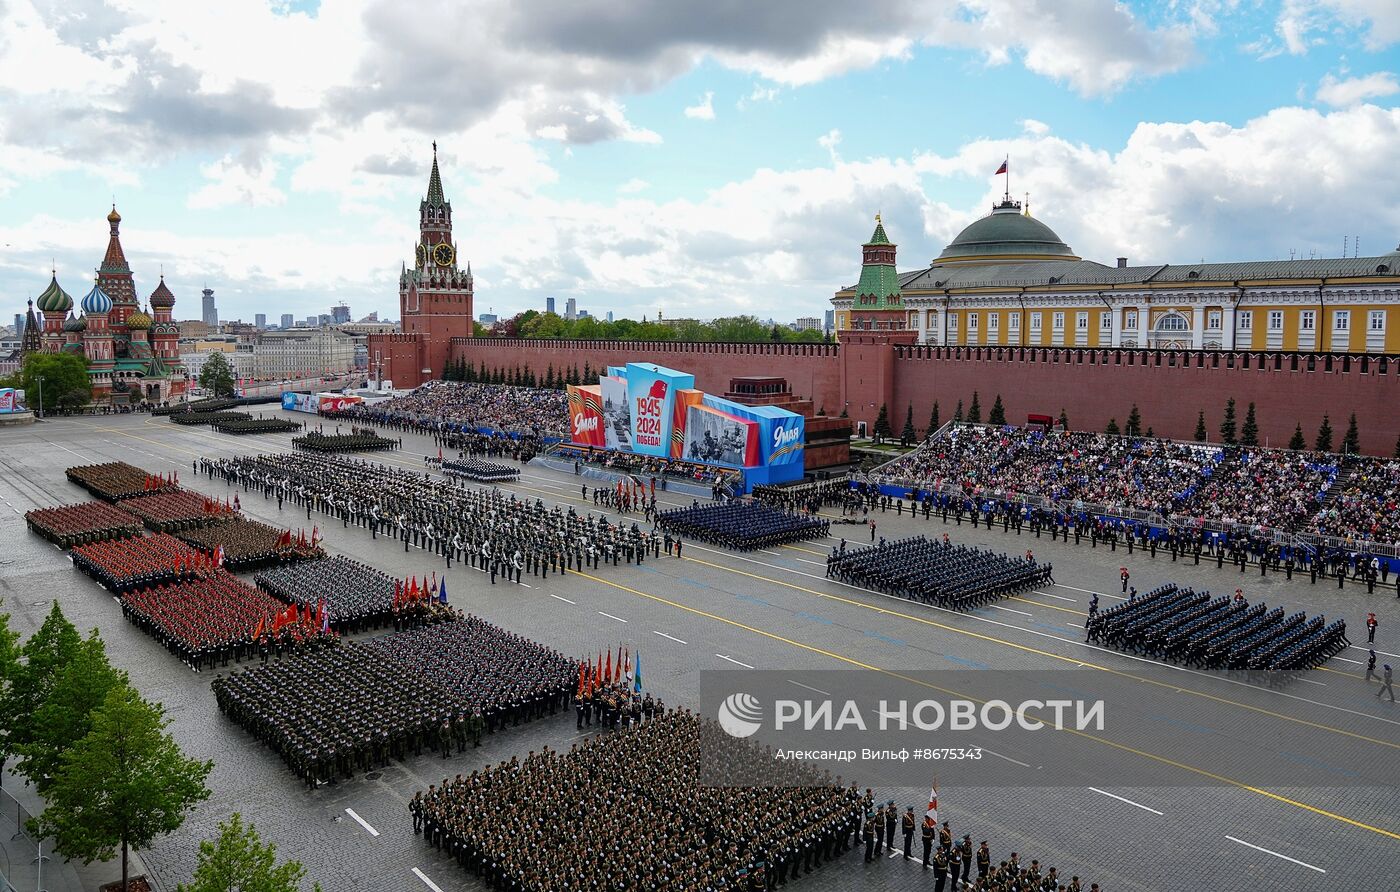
[832,197,1400,354]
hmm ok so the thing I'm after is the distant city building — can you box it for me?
[823,309,835,334]
[357,311,380,323]
[565,297,577,321]
[793,316,820,331]
[304,315,317,326]
[607,310,614,323]
[13,314,23,337]
[201,288,218,327]
[280,313,294,330]
[177,320,212,339]
[546,296,556,315]
[478,313,498,326]
[578,309,591,319]
[254,313,267,329]
[331,304,351,324]
[253,327,355,380]
[181,344,255,382]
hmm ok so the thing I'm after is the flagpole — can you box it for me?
[1004,155,1010,203]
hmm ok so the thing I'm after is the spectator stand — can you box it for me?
[25,500,144,548]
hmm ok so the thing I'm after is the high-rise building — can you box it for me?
[201,288,218,327]
[13,313,23,337]
[546,296,556,315]
[793,316,820,331]
[280,313,294,330]
[331,304,351,324]
[255,313,267,329]
[578,309,590,319]
[305,315,317,326]
[607,311,614,323]
[823,309,835,334]
[565,297,577,321]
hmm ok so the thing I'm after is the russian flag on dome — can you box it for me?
[995,159,1007,175]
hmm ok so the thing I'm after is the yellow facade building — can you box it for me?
[833,200,1400,354]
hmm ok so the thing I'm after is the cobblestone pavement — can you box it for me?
[0,411,1396,892]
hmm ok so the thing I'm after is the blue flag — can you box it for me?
[438,576,448,604]
[633,650,642,693]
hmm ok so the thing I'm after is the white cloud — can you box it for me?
[683,91,716,120]
[618,178,650,194]
[187,155,286,209]
[818,128,843,161]
[1021,118,1050,136]
[1316,70,1399,106]
[1275,0,1400,55]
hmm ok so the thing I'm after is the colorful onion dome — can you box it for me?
[148,276,175,308]
[80,280,113,315]
[107,204,121,224]
[63,313,87,332]
[36,275,73,313]
[125,307,152,329]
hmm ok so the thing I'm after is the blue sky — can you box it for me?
[1,0,1397,326]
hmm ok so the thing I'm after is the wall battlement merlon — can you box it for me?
[894,344,1400,378]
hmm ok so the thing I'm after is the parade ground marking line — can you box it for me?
[550,594,577,604]
[991,605,1033,617]
[1224,836,1327,873]
[983,749,1032,768]
[788,679,832,696]
[1087,787,1164,815]
[653,630,687,644]
[716,654,756,669]
[344,808,379,837]
[412,867,447,892]
[676,551,1400,745]
[598,611,629,623]
[570,568,1400,843]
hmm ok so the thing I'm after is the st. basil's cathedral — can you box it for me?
[23,205,185,405]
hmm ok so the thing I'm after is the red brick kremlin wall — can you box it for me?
[450,337,1400,456]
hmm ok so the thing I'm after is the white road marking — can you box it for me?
[1331,656,1362,665]
[1031,590,1077,602]
[1224,836,1326,873]
[716,654,754,668]
[983,749,1032,768]
[598,611,629,623]
[788,680,832,696]
[550,594,576,604]
[991,605,1033,616]
[761,550,782,556]
[653,630,687,644]
[1295,677,1327,686]
[412,867,447,892]
[1351,645,1400,658]
[344,808,379,836]
[1087,787,1163,816]
[795,558,827,566]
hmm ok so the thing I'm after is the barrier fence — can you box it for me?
[0,783,49,892]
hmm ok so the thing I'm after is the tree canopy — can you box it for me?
[198,352,237,398]
[505,312,830,344]
[19,629,128,794]
[178,813,321,892]
[16,352,91,410]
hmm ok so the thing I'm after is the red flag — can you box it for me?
[251,616,264,639]
[925,779,939,821]
[392,580,402,608]
[614,644,623,682]
[577,661,586,696]
[604,648,612,684]
[994,159,1007,175]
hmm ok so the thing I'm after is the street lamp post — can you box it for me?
[36,375,44,420]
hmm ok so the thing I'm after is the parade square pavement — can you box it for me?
[1,410,1397,892]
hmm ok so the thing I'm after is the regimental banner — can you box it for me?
[567,384,606,447]
[624,364,694,457]
[681,404,759,468]
[600,376,632,450]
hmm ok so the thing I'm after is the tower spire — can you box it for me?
[426,141,445,206]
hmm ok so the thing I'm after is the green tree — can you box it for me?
[1342,413,1360,454]
[966,391,982,424]
[177,813,321,892]
[987,394,1006,426]
[1240,402,1259,447]
[35,685,213,892]
[18,351,92,410]
[18,630,128,794]
[1058,408,1069,430]
[1289,423,1307,451]
[1146,427,1154,438]
[1194,411,1208,442]
[1315,413,1334,452]
[198,352,236,398]
[1218,397,1237,445]
[1125,404,1142,437]
[900,404,916,446]
[6,601,81,760]
[1394,433,1400,458]
[952,400,964,423]
[1105,417,1120,436]
[770,325,783,341]
[0,603,21,775]
[544,365,555,389]
[927,402,940,437]
[872,403,891,442]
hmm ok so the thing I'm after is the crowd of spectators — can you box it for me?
[335,381,569,439]
[869,425,1400,546]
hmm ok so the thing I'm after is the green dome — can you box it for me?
[63,313,86,332]
[936,200,1078,264]
[36,275,73,313]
